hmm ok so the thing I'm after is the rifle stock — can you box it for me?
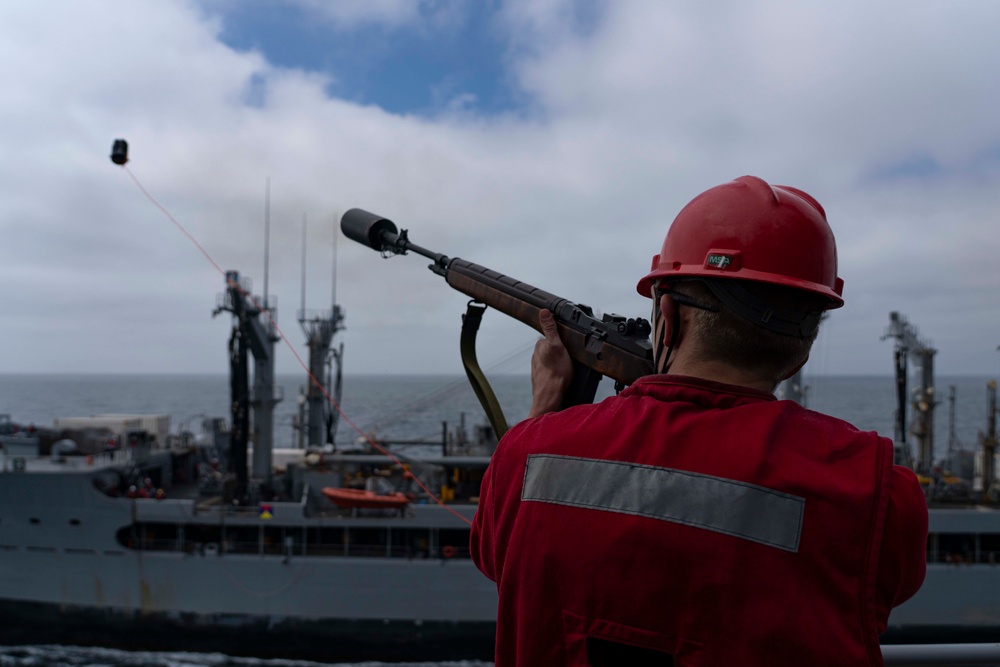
[341,208,654,408]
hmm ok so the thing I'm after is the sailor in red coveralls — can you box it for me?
[470,176,928,667]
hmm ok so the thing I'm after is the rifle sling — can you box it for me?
[460,302,509,440]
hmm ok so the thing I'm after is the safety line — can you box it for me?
[120,165,474,526]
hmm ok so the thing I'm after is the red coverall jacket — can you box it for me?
[471,375,928,667]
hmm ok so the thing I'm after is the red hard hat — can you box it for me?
[636,176,844,308]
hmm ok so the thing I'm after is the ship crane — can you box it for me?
[881,311,937,473]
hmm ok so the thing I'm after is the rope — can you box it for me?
[119,165,474,526]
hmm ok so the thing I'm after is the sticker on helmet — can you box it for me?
[707,254,732,269]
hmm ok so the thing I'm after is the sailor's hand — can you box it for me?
[528,309,573,418]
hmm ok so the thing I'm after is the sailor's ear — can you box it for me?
[659,293,675,346]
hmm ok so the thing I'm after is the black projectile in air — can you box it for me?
[110,139,128,165]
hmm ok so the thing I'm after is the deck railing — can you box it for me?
[882,643,1000,665]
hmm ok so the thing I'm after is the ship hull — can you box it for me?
[0,457,497,660]
[4,457,1000,658]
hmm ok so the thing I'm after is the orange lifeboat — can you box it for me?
[322,487,410,510]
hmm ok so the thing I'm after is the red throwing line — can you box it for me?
[121,165,474,526]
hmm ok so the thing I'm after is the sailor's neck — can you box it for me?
[665,358,777,395]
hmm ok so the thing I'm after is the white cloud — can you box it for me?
[0,0,998,382]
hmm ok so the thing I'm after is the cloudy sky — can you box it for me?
[1,0,998,381]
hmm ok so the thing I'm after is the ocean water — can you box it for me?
[0,372,997,666]
[0,374,530,449]
[0,372,995,458]
[0,645,491,667]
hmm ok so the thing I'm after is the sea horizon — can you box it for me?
[1,373,996,462]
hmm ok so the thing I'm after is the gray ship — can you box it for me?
[0,269,499,661]
[0,272,998,660]
[874,312,1000,643]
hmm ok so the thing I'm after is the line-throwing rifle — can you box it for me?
[341,209,654,439]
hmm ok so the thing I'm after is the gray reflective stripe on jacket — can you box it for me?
[521,454,805,552]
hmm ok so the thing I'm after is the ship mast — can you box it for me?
[947,385,961,455]
[211,182,282,502]
[882,311,937,473]
[252,179,281,483]
[981,379,997,503]
[298,215,345,449]
[213,270,280,500]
